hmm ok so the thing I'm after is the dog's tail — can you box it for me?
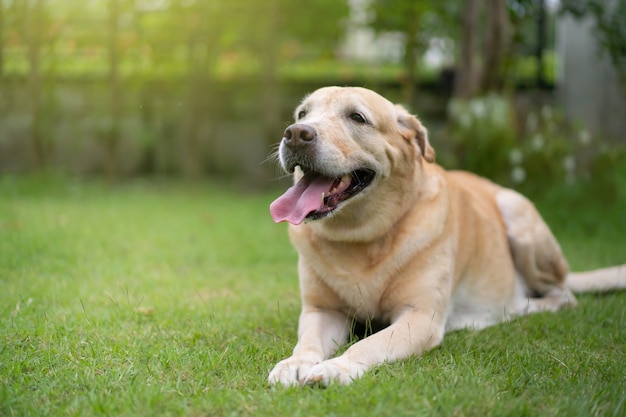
[566,264,626,293]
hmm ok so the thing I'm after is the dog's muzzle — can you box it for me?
[280,123,318,174]
[271,123,375,225]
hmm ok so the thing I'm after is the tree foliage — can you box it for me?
[1,0,351,179]
[0,0,575,178]
[367,0,459,101]
[2,0,349,78]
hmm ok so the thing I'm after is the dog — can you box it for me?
[267,86,626,386]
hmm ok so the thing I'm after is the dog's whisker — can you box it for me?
[269,173,292,182]
[259,154,279,166]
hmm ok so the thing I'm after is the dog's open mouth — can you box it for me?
[270,169,375,225]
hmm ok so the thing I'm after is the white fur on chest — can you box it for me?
[322,268,390,320]
[305,231,436,322]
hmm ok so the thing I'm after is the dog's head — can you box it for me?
[270,86,435,238]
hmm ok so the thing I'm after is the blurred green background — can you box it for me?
[1,3,625,414]
[0,0,624,190]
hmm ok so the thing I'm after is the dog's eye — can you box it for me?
[349,112,367,124]
[297,110,307,120]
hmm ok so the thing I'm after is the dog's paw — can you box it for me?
[268,356,317,386]
[302,357,366,386]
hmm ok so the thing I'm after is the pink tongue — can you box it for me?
[270,173,334,225]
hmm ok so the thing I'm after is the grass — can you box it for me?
[1,174,624,416]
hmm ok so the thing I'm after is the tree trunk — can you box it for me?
[455,0,481,99]
[182,37,202,179]
[26,0,45,170]
[107,0,122,183]
[0,1,4,77]
[535,0,547,88]
[402,9,420,105]
[482,0,508,92]
[259,0,282,185]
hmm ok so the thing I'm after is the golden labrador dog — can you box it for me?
[267,86,625,386]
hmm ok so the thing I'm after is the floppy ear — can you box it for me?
[395,104,436,163]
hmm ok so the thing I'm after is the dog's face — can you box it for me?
[270,86,435,239]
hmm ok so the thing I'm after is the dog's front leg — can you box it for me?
[302,308,446,386]
[268,307,349,386]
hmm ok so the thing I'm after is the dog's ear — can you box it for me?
[395,104,435,163]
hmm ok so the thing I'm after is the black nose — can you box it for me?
[283,123,316,148]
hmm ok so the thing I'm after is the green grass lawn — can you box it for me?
[1,175,624,416]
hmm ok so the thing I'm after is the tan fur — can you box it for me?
[268,86,626,386]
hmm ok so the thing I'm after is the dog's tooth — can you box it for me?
[321,192,325,206]
[334,175,351,193]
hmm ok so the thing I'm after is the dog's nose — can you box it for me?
[283,124,316,147]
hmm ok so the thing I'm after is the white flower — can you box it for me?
[578,130,592,145]
[459,113,472,129]
[562,155,576,172]
[471,99,486,119]
[511,166,526,184]
[531,134,545,151]
[509,148,523,165]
